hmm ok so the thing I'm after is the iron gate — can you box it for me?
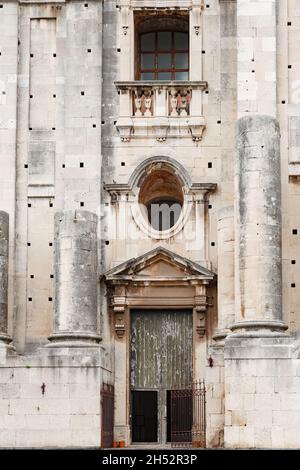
[101,383,114,448]
[170,380,206,448]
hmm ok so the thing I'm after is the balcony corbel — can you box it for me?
[153,117,169,142]
[115,117,133,142]
[188,117,206,142]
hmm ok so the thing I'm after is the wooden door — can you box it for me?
[130,309,193,443]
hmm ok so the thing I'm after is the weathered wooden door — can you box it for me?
[130,309,193,444]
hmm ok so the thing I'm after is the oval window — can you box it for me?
[139,169,184,231]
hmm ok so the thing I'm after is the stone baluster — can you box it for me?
[179,89,188,117]
[134,89,142,117]
[144,90,152,117]
[170,88,178,116]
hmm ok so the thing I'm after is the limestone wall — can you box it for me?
[0,1,18,345]
[1,0,300,450]
[0,348,110,448]
[279,0,300,332]
[224,335,300,448]
[4,1,103,352]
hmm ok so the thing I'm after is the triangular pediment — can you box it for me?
[138,258,189,277]
[104,246,215,284]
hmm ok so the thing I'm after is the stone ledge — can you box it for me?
[0,345,107,368]
[224,335,300,360]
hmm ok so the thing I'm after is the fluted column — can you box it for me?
[233,115,287,334]
[0,212,13,347]
[48,210,100,347]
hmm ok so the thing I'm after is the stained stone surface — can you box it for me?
[0,212,9,336]
[49,210,100,345]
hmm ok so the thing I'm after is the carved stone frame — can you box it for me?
[104,246,215,445]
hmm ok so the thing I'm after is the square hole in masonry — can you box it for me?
[50,274,54,279]
[30,275,34,279]
[291,260,296,265]
[80,202,84,207]
[291,283,296,288]
[292,229,298,235]
[28,297,32,302]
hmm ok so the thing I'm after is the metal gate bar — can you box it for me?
[101,383,114,448]
[171,380,206,448]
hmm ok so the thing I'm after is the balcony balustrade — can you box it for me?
[115,81,207,142]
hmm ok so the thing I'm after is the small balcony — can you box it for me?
[115,81,207,142]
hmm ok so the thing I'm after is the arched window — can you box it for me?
[135,15,189,81]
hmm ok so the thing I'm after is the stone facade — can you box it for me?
[0,0,300,449]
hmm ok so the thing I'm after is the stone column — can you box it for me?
[48,210,100,346]
[0,212,13,347]
[233,115,287,334]
[213,206,235,342]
